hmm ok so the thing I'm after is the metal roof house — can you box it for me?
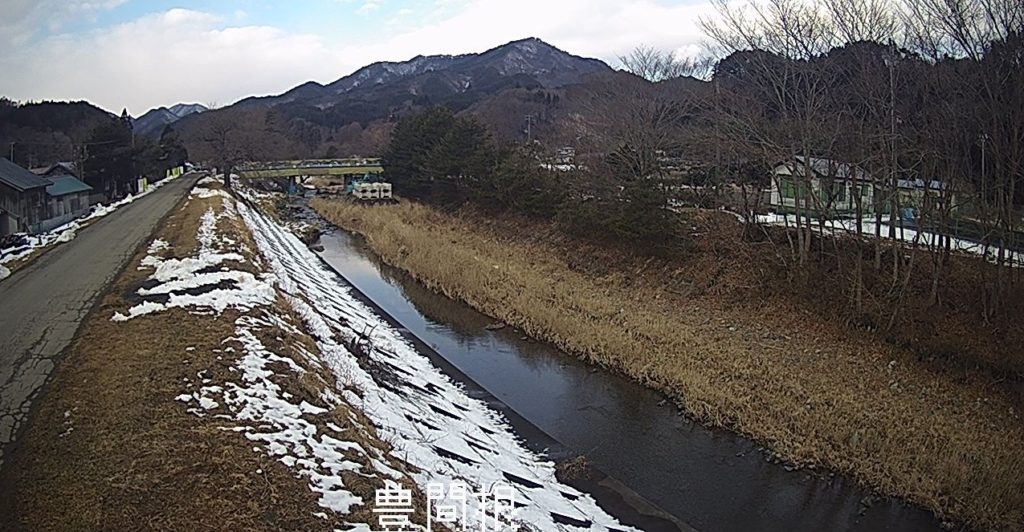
[768,157,963,217]
[42,175,93,232]
[32,162,80,179]
[768,157,873,215]
[1,158,95,236]
[1,157,51,237]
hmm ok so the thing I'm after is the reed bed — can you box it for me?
[312,198,1024,531]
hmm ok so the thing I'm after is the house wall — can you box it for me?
[895,187,963,216]
[36,191,91,233]
[0,182,18,225]
[1,212,16,236]
[87,191,107,206]
[0,182,47,236]
[768,167,875,216]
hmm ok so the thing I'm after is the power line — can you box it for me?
[4,138,125,147]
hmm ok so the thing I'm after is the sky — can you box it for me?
[0,0,718,115]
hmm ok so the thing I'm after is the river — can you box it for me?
[306,211,943,532]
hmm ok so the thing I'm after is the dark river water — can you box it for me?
[311,222,943,532]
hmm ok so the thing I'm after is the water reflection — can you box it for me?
[315,227,941,532]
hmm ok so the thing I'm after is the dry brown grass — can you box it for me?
[0,189,333,531]
[312,197,1024,531]
[0,185,427,531]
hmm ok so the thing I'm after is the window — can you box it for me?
[781,178,795,199]
[780,178,809,200]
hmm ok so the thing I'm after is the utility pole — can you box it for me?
[980,133,987,185]
[886,48,898,239]
[77,143,88,195]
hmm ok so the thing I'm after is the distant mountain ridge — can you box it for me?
[176,37,621,161]
[133,103,207,137]
[235,38,609,110]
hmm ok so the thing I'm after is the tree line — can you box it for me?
[81,111,189,199]
[382,106,688,254]
[384,0,1024,330]
[697,0,1023,324]
[1,99,189,200]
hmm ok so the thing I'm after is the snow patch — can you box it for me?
[0,170,186,270]
[192,186,232,200]
[120,181,635,530]
[237,198,634,531]
[112,187,273,320]
[757,212,1024,266]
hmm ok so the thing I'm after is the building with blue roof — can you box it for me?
[1,158,95,236]
[1,157,51,236]
[42,175,93,232]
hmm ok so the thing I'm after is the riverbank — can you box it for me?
[0,180,447,530]
[311,197,1024,531]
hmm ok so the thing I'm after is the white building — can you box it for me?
[768,156,874,215]
[769,157,963,218]
[352,182,393,201]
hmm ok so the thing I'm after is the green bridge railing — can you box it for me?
[237,158,383,179]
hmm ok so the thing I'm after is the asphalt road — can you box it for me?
[0,173,199,469]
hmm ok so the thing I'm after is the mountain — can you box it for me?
[0,99,116,169]
[168,103,208,117]
[235,81,328,108]
[177,38,618,161]
[236,38,608,110]
[133,103,207,138]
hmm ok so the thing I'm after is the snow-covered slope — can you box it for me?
[237,198,633,530]
[234,37,609,109]
[133,103,208,137]
[114,181,635,530]
[167,103,208,118]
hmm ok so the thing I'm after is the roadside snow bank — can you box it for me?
[0,171,187,268]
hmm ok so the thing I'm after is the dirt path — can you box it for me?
[0,173,200,468]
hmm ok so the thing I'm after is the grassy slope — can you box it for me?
[0,186,421,531]
[312,197,1024,532]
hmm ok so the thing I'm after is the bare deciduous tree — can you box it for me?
[702,0,844,265]
[191,109,260,188]
[619,45,714,82]
[824,0,899,43]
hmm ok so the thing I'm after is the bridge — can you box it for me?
[237,158,384,180]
